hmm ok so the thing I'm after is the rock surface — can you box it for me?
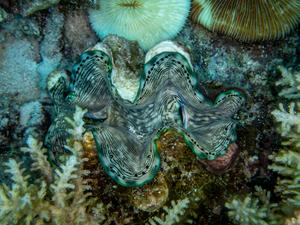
[64,9,98,61]
[37,9,64,96]
[21,0,61,17]
[0,37,40,103]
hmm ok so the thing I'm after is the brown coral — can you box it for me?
[191,0,300,42]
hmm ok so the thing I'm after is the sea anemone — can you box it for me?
[88,0,191,50]
[191,0,300,42]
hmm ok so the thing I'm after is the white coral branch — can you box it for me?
[65,106,87,141]
[0,159,38,224]
[276,66,300,99]
[21,135,53,182]
[51,155,79,208]
[149,198,190,225]
[4,159,29,190]
[272,102,300,136]
[269,150,300,208]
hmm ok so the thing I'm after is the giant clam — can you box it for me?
[45,37,245,187]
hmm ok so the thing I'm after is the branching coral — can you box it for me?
[148,198,190,225]
[226,66,300,225]
[272,102,300,136]
[269,84,300,216]
[276,66,300,99]
[272,67,300,147]
[270,71,300,207]
[226,186,280,225]
[0,159,47,225]
[21,135,53,182]
[0,106,106,225]
[226,189,271,225]
[269,150,300,208]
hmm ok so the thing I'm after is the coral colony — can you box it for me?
[89,0,191,49]
[46,40,245,187]
[1,0,300,224]
[226,67,300,225]
[191,0,300,41]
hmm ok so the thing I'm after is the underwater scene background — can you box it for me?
[0,0,300,224]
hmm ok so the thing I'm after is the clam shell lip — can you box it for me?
[201,143,238,173]
[145,40,193,69]
[87,42,113,60]
[47,70,68,91]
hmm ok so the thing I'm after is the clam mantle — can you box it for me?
[45,38,245,187]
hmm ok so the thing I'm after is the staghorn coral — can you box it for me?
[269,150,300,209]
[0,158,49,225]
[272,102,300,135]
[269,65,300,220]
[0,106,106,225]
[21,135,53,182]
[88,0,191,50]
[226,196,267,225]
[148,198,190,225]
[272,102,300,147]
[191,0,300,42]
[275,66,300,99]
[45,38,245,187]
[272,66,300,147]
[226,187,278,225]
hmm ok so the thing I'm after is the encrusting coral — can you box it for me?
[191,0,300,42]
[88,0,191,50]
[0,106,106,225]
